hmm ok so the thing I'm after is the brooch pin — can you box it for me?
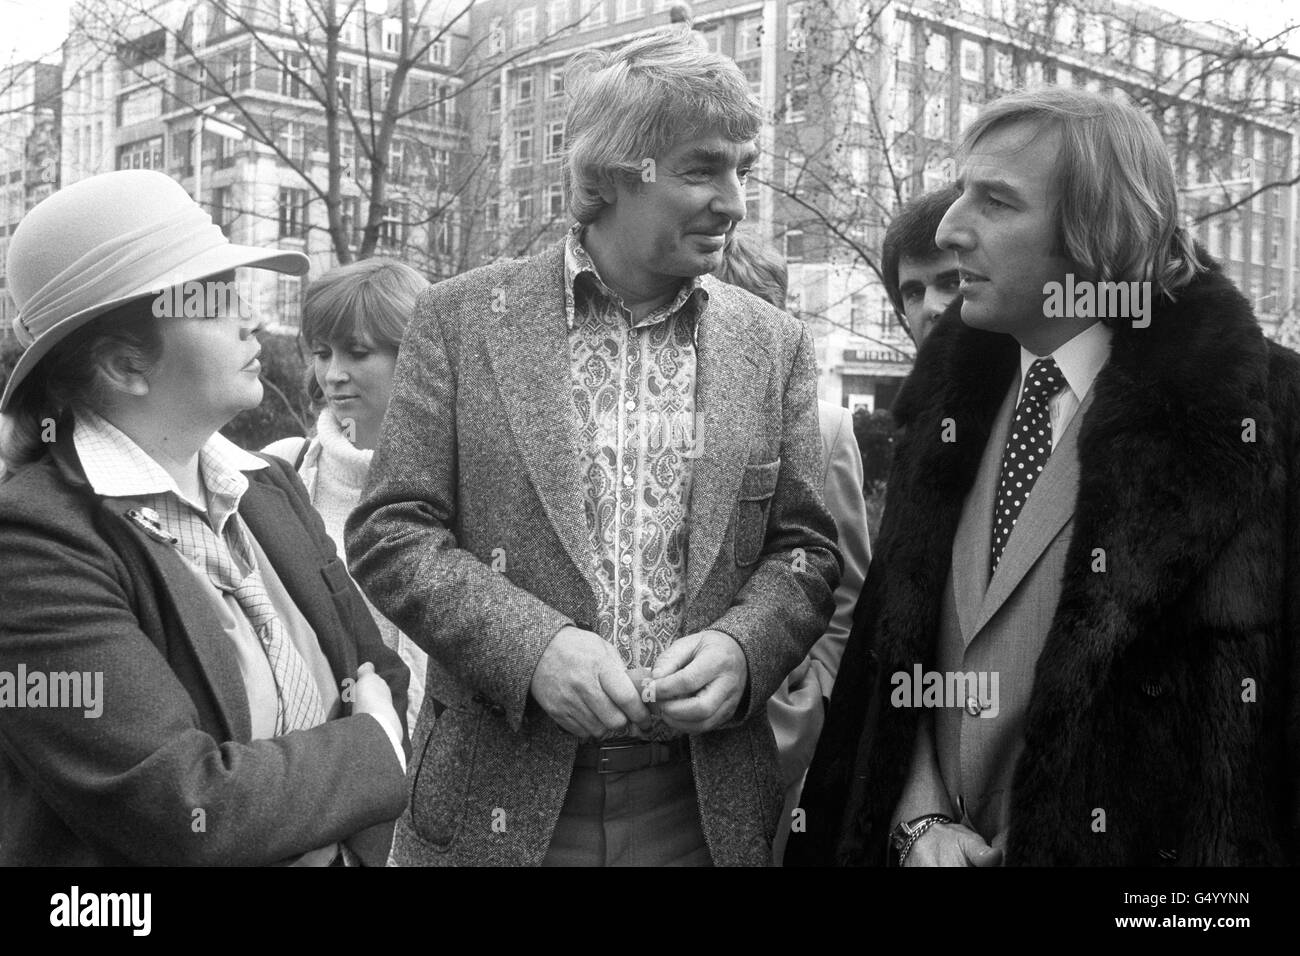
[125,507,178,545]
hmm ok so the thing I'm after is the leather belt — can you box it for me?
[574,737,691,774]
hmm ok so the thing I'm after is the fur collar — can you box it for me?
[875,257,1273,671]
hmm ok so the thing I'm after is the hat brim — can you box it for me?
[1,243,310,413]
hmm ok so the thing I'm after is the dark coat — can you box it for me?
[0,423,410,865]
[789,260,1300,866]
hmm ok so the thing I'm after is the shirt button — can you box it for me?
[625,399,636,412]
[620,553,632,565]
[622,474,634,488]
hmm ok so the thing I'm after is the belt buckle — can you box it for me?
[596,741,643,774]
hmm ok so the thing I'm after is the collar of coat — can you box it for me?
[875,257,1274,671]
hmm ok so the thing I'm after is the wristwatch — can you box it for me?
[889,813,954,867]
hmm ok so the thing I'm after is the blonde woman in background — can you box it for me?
[266,258,429,732]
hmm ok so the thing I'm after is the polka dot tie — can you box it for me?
[990,357,1066,575]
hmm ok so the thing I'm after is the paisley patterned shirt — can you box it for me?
[564,225,708,674]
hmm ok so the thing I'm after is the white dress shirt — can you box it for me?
[1016,321,1114,449]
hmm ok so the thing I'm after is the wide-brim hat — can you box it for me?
[1,169,310,413]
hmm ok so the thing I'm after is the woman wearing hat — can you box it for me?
[0,170,410,866]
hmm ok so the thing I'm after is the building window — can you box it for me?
[488,139,501,165]
[615,0,642,22]
[516,127,533,164]
[737,15,762,57]
[489,83,501,111]
[517,72,534,104]
[429,35,449,65]
[227,46,250,92]
[516,191,535,222]
[784,229,804,262]
[785,82,807,123]
[277,122,306,162]
[580,2,606,30]
[545,121,565,160]
[514,8,536,46]
[993,50,1013,90]
[549,0,570,30]
[280,52,307,99]
[699,27,721,54]
[117,136,163,171]
[278,187,308,238]
[339,130,356,179]
[549,68,565,97]
[489,16,504,54]
[383,18,403,54]
[546,182,564,219]
[389,140,404,181]
[336,63,354,108]
[961,39,983,81]
[925,32,948,72]
[434,217,455,256]
[787,1,806,51]
[432,147,450,185]
[897,18,913,62]
[380,202,408,249]
[785,150,805,192]
[278,274,303,328]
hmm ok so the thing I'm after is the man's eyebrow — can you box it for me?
[957,175,1025,200]
[680,146,759,166]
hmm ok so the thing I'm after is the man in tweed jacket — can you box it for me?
[346,28,840,866]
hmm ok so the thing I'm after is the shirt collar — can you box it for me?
[73,407,268,515]
[563,224,707,343]
[1018,320,1114,404]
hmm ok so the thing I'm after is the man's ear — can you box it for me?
[595,170,621,206]
[96,348,151,398]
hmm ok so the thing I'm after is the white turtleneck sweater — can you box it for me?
[265,409,427,733]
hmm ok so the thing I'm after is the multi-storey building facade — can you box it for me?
[0,61,62,337]
[5,0,1298,403]
[60,0,469,330]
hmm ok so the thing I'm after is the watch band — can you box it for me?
[892,813,954,867]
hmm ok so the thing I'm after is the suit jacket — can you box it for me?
[790,259,1300,866]
[347,239,841,866]
[0,426,410,866]
[892,381,1094,848]
[769,402,871,787]
[769,401,871,863]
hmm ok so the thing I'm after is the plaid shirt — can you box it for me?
[70,409,345,736]
[563,225,708,676]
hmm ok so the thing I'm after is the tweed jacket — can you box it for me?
[789,259,1300,866]
[0,424,410,865]
[347,238,841,866]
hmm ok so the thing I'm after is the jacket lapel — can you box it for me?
[101,495,252,742]
[972,387,1093,640]
[685,293,764,615]
[238,474,351,681]
[951,379,1015,644]
[480,243,602,596]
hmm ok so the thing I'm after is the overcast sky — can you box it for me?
[1,0,1296,66]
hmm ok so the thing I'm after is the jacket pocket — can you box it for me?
[734,458,781,567]
[409,706,482,850]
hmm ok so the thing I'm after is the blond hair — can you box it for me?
[564,27,762,224]
[301,257,428,407]
[961,87,1207,296]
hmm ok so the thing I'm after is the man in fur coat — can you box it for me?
[787,87,1300,867]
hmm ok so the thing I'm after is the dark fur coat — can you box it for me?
[788,260,1300,866]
